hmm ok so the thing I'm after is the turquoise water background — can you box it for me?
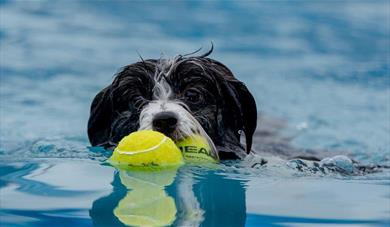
[0,1,389,226]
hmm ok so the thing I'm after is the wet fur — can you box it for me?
[87,50,257,160]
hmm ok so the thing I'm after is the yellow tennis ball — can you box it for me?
[109,130,184,168]
[176,135,218,163]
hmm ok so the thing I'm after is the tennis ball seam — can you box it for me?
[110,130,184,168]
[116,136,168,155]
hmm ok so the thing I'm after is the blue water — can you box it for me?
[1,1,389,226]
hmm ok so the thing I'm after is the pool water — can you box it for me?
[0,1,389,226]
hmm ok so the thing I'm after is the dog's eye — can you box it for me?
[184,90,202,103]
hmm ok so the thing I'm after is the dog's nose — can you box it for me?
[152,111,178,135]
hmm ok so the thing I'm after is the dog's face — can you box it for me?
[87,54,257,159]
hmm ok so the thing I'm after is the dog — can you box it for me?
[87,47,257,160]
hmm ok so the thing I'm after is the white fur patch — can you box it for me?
[137,56,219,159]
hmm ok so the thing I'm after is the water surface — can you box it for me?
[0,1,389,226]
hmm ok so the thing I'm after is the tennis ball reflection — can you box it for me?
[113,168,178,227]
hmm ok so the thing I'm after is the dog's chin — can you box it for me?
[169,131,186,143]
[153,129,184,143]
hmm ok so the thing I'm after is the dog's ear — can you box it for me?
[205,58,257,154]
[220,79,257,153]
[231,81,257,152]
[205,58,257,153]
[87,86,113,147]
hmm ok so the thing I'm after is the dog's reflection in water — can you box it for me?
[90,166,246,227]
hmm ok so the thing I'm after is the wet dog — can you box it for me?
[87,48,257,160]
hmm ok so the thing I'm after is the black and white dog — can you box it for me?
[87,48,257,160]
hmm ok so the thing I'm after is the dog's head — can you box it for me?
[87,50,257,159]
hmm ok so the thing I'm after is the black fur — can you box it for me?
[88,53,257,160]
